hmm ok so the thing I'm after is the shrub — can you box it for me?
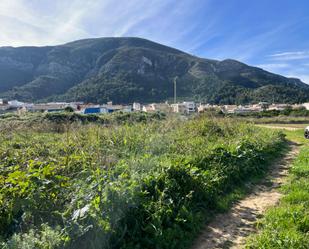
[0,117,284,248]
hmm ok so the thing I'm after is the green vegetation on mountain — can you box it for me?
[0,113,285,249]
[0,37,308,104]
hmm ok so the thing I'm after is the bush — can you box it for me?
[0,117,284,248]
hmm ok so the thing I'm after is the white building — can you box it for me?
[183,102,196,113]
[142,103,171,113]
[8,100,25,108]
[302,103,309,110]
[222,105,238,114]
[171,101,196,114]
[268,104,291,111]
[197,104,221,113]
[234,106,261,114]
[171,103,187,113]
[142,105,156,113]
[30,102,68,112]
[133,102,141,111]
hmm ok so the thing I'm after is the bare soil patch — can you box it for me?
[256,124,305,130]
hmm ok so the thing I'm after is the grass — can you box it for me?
[246,130,309,249]
[0,113,285,249]
[234,116,309,125]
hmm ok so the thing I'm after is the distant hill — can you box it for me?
[0,37,308,104]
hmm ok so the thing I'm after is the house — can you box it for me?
[142,105,156,113]
[170,101,196,114]
[133,102,141,111]
[222,105,238,114]
[291,104,304,109]
[302,103,309,110]
[83,107,107,114]
[197,104,221,113]
[233,106,261,114]
[8,100,25,108]
[153,103,171,112]
[197,104,210,113]
[268,104,291,111]
[171,103,187,113]
[30,102,69,112]
[183,102,196,113]
[257,102,270,110]
[142,103,171,113]
[102,104,124,113]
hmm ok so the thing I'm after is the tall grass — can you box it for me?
[0,115,285,249]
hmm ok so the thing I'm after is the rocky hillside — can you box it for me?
[0,37,308,104]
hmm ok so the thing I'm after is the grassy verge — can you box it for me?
[0,116,285,249]
[239,116,309,125]
[246,131,309,248]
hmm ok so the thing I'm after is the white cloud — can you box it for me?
[269,51,309,60]
[256,63,290,70]
[0,0,98,46]
[0,0,203,48]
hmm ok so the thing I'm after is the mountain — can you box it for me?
[0,37,308,104]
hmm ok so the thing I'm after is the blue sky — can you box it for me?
[0,0,308,83]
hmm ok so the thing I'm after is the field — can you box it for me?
[0,112,286,249]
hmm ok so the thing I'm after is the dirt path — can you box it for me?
[191,142,300,249]
[255,125,304,131]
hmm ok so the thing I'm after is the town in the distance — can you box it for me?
[1,98,309,115]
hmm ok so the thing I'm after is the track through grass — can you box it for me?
[246,130,309,249]
[191,141,299,249]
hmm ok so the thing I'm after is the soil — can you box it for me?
[255,124,304,130]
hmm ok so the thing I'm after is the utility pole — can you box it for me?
[174,76,178,104]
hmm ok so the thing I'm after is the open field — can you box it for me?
[0,113,285,249]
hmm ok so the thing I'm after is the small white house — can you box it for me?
[302,103,309,110]
[8,100,25,108]
[183,102,196,113]
[171,102,196,114]
[142,103,171,113]
[133,102,141,111]
[171,103,186,113]
[268,104,291,111]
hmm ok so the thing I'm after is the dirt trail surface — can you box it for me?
[191,143,300,249]
[255,125,304,131]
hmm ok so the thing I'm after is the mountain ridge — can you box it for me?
[0,37,308,104]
